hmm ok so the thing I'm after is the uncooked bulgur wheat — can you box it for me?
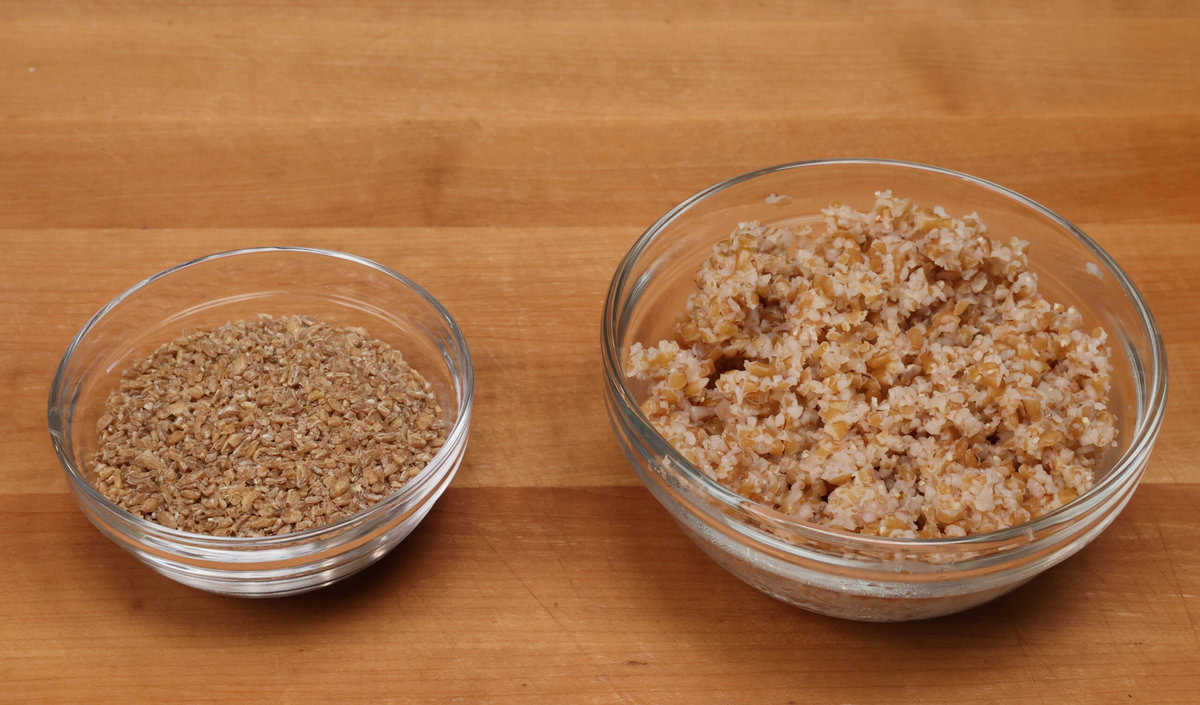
[90,315,447,537]
[628,191,1115,538]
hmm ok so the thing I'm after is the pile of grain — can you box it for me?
[628,192,1115,538]
[90,315,446,537]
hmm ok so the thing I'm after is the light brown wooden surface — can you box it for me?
[1,2,1198,703]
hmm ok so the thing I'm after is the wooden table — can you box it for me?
[3,2,1198,703]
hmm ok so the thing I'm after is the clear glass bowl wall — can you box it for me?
[603,160,1166,621]
[48,248,474,597]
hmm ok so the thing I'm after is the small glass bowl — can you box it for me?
[48,247,474,597]
[603,159,1167,621]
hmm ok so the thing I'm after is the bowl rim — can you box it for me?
[602,157,1168,549]
[48,246,475,547]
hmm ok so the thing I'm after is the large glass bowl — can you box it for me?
[602,159,1167,621]
[48,247,474,597]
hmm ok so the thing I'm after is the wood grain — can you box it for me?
[3,116,1200,229]
[0,1,1197,703]
[2,486,1198,704]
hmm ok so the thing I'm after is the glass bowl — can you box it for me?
[48,247,474,597]
[602,159,1167,621]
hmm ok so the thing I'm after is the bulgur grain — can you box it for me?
[628,192,1115,538]
[89,315,447,537]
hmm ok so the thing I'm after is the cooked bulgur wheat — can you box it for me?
[628,191,1115,538]
[90,315,447,537]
